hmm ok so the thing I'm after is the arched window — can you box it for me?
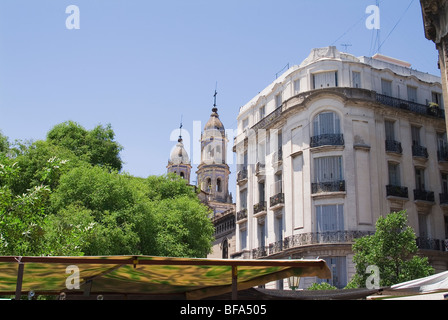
[180,172,185,179]
[313,111,341,136]
[216,178,222,192]
[207,178,212,192]
[222,239,229,259]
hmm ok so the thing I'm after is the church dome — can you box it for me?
[169,138,190,165]
[204,107,225,135]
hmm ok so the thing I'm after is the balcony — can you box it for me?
[253,201,267,214]
[385,140,403,154]
[252,246,268,259]
[413,189,435,202]
[310,133,344,148]
[312,180,346,194]
[255,162,265,176]
[264,231,375,257]
[386,185,409,198]
[269,193,284,208]
[412,144,429,158]
[376,93,445,118]
[416,237,448,252]
[236,168,248,184]
[236,208,247,222]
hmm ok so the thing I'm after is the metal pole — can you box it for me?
[15,262,25,300]
[231,265,238,300]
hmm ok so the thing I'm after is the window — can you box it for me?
[352,71,361,88]
[258,222,265,248]
[239,228,247,251]
[222,239,228,259]
[415,168,425,190]
[381,79,392,96]
[407,86,418,103]
[313,71,338,89]
[411,126,421,146]
[318,257,347,289]
[385,120,395,141]
[442,173,448,195]
[294,79,301,94]
[258,105,265,122]
[242,118,249,130]
[432,91,443,107]
[258,181,265,203]
[275,93,282,108]
[216,178,222,193]
[388,162,401,186]
[316,204,344,232]
[418,213,428,238]
[314,156,343,183]
[313,111,341,136]
[240,189,247,210]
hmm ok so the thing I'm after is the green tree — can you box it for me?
[349,210,434,288]
[46,121,123,171]
[0,131,8,154]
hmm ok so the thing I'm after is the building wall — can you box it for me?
[233,47,448,288]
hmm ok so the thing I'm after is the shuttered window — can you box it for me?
[313,111,341,136]
[313,71,338,89]
[385,120,395,141]
[316,204,344,232]
[388,162,401,186]
[381,79,392,96]
[352,71,361,88]
[407,86,417,102]
[314,156,343,183]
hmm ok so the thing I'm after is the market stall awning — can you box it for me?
[0,256,331,300]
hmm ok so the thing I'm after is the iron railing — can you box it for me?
[412,144,429,158]
[310,133,344,148]
[413,189,435,202]
[312,180,346,194]
[376,93,445,118]
[416,237,448,252]
[386,185,409,198]
[270,193,284,207]
[254,201,267,214]
[385,140,403,154]
[236,209,247,222]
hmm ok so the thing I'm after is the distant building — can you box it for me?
[233,46,448,289]
[167,98,236,259]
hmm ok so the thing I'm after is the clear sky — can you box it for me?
[0,0,441,196]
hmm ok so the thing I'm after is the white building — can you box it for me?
[233,46,448,289]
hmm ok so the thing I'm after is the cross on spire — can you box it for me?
[212,82,218,113]
[178,115,183,142]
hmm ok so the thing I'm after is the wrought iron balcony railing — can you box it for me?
[376,93,445,118]
[412,144,429,158]
[385,140,403,154]
[413,189,435,202]
[236,208,247,222]
[253,201,267,214]
[311,180,346,194]
[310,133,344,148]
[237,168,248,182]
[269,193,284,207]
[252,246,268,259]
[386,185,409,198]
[416,237,448,251]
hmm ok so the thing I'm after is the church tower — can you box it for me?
[196,90,232,207]
[167,123,191,183]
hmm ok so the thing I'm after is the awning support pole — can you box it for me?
[15,262,25,300]
[232,265,238,300]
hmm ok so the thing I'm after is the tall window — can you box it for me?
[275,93,282,108]
[388,162,401,186]
[432,91,443,107]
[216,178,222,193]
[411,126,421,146]
[442,173,448,195]
[407,86,418,103]
[313,71,338,89]
[239,228,247,251]
[314,156,343,183]
[415,168,425,190]
[418,213,428,238]
[240,189,247,210]
[294,79,301,94]
[258,222,265,248]
[385,120,396,141]
[313,111,341,136]
[316,204,344,232]
[258,105,265,122]
[381,79,392,96]
[319,257,347,289]
[258,181,265,203]
[352,71,361,88]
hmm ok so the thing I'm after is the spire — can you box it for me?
[212,82,218,114]
[178,115,183,142]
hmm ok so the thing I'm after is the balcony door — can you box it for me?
[313,111,341,136]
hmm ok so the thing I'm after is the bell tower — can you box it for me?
[167,121,191,183]
[196,89,232,205]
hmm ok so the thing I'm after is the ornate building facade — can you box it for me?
[233,46,448,289]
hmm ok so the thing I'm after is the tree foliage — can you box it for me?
[349,210,434,288]
[0,124,214,258]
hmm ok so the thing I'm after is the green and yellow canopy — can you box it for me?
[0,256,330,300]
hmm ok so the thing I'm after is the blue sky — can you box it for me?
[0,0,440,195]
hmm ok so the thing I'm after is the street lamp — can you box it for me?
[288,256,301,291]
